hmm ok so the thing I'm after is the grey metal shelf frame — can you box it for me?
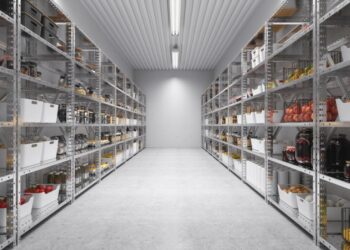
[0,1,146,249]
[201,1,350,249]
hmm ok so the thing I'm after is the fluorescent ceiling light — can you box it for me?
[170,0,181,35]
[172,49,179,69]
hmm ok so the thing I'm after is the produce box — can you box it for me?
[20,141,43,168]
[296,193,314,220]
[25,184,60,209]
[19,195,33,219]
[336,99,350,122]
[278,185,311,209]
[41,139,58,162]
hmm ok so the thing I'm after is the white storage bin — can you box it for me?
[41,102,58,123]
[133,142,138,153]
[251,57,259,68]
[237,114,242,124]
[245,112,256,124]
[252,85,265,96]
[336,99,350,121]
[251,47,260,59]
[31,184,60,209]
[41,140,58,162]
[272,143,284,155]
[19,195,33,219]
[251,138,265,153]
[20,141,44,168]
[0,208,6,228]
[341,45,350,62]
[221,153,229,166]
[259,45,266,63]
[20,98,44,123]
[116,152,123,164]
[297,194,314,220]
[269,110,284,123]
[255,110,265,124]
[327,194,350,221]
[278,185,310,209]
[232,159,242,173]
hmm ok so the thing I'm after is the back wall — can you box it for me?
[134,70,212,148]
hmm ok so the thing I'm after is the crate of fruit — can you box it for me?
[296,193,314,220]
[25,184,60,209]
[278,185,311,209]
[19,195,33,219]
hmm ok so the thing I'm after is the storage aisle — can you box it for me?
[17,149,318,250]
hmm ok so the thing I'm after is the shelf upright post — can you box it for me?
[241,50,247,181]
[66,23,76,202]
[264,21,272,202]
[97,49,102,181]
[10,0,21,246]
[316,0,329,245]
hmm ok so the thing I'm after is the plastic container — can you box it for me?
[252,84,265,96]
[327,194,350,221]
[21,0,42,22]
[233,159,242,173]
[245,112,256,124]
[41,139,58,162]
[269,110,284,123]
[296,193,314,220]
[259,45,266,63]
[255,110,265,123]
[237,114,242,124]
[19,195,33,219]
[0,207,6,228]
[41,29,58,45]
[31,184,60,209]
[341,45,350,62]
[251,138,265,153]
[251,57,259,68]
[41,102,58,123]
[21,12,42,36]
[20,141,43,168]
[336,99,350,121]
[278,185,310,209]
[251,47,260,59]
[116,152,123,164]
[41,15,58,35]
[20,98,44,123]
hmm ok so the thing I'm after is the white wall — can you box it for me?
[134,71,212,148]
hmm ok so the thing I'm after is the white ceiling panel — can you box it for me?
[72,0,263,70]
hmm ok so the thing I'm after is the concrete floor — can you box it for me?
[18,148,319,250]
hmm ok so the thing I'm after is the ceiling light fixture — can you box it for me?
[170,0,181,35]
[172,49,179,69]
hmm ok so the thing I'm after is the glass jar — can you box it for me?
[327,134,348,177]
[286,146,296,163]
[58,104,66,123]
[295,128,313,168]
[79,106,85,124]
[88,109,95,124]
[345,161,350,182]
[74,107,79,123]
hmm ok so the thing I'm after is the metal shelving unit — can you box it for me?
[201,1,350,249]
[0,0,146,249]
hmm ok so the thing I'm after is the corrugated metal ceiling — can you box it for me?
[79,0,260,70]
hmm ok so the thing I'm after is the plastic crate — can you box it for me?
[327,194,350,221]
[0,208,6,228]
[41,15,58,35]
[259,45,266,63]
[41,28,59,45]
[251,138,265,153]
[20,98,44,123]
[245,112,256,124]
[336,99,350,121]
[255,110,265,124]
[19,195,33,219]
[278,185,310,209]
[21,12,42,36]
[341,45,350,62]
[31,184,60,209]
[21,0,42,22]
[41,102,58,123]
[20,141,43,168]
[296,193,314,220]
[41,139,58,162]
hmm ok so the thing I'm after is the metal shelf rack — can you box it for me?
[0,1,146,249]
[201,1,350,249]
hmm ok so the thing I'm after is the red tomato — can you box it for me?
[20,197,26,205]
[45,185,54,193]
